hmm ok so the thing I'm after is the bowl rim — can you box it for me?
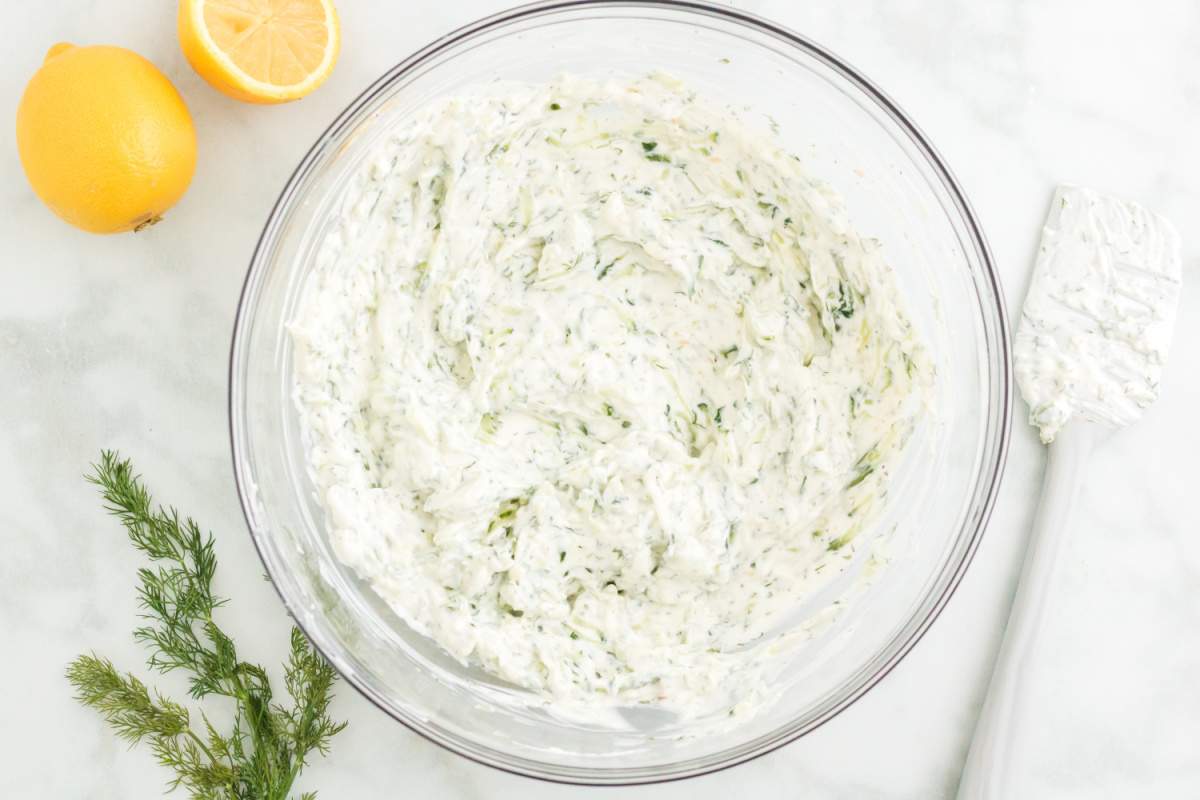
[229,0,1012,785]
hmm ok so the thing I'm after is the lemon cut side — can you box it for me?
[178,0,340,104]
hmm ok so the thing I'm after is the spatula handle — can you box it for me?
[956,421,1097,799]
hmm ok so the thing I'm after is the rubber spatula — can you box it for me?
[956,185,1182,799]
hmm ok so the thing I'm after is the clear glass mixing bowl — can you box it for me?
[230,0,1011,784]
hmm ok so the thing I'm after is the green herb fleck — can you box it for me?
[646,153,671,163]
[846,464,874,489]
[835,282,855,319]
[721,344,739,358]
[642,141,657,152]
[495,495,528,525]
[827,534,852,552]
[549,102,561,111]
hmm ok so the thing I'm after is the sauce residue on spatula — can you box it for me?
[1015,185,1182,444]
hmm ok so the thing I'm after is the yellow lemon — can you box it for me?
[178,0,340,104]
[17,44,197,234]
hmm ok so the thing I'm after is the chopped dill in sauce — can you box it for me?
[291,73,931,717]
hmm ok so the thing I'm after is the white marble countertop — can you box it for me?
[2,1,1197,797]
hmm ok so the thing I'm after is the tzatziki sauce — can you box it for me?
[290,73,932,715]
[1016,185,1182,443]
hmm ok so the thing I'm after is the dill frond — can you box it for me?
[66,451,346,799]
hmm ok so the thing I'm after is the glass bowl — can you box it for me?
[229,0,1011,785]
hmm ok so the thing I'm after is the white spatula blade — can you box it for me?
[1015,185,1182,443]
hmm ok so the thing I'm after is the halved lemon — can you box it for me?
[178,0,340,104]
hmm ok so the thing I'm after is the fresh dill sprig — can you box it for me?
[66,451,346,800]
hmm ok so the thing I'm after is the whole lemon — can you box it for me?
[16,43,197,234]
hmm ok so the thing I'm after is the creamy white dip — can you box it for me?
[1016,186,1182,444]
[290,73,931,714]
